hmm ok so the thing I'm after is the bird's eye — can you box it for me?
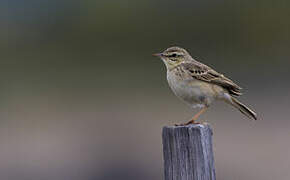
[170,53,177,57]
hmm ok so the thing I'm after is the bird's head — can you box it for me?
[153,46,191,69]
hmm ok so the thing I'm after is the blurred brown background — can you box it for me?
[1,0,290,179]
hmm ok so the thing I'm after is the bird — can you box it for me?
[153,46,257,126]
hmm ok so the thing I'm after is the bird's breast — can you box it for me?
[167,71,220,107]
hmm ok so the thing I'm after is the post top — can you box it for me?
[162,123,213,136]
[163,123,211,129]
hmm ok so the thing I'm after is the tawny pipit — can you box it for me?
[153,46,257,125]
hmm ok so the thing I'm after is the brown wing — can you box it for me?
[181,62,242,96]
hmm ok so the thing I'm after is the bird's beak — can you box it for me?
[152,53,162,57]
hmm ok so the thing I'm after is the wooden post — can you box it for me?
[162,124,216,180]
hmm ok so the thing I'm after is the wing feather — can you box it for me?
[181,62,242,96]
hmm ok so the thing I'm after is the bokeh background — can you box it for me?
[1,0,290,179]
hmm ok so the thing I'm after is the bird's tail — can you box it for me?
[228,97,257,120]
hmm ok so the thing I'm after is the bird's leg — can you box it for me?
[186,106,208,125]
[174,107,208,126]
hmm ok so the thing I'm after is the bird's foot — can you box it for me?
[174,120,201,126]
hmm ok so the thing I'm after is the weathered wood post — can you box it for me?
[162,124,216,180]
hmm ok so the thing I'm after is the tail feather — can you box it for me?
[230,97,257,120]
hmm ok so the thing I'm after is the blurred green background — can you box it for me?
[1,0,290,179]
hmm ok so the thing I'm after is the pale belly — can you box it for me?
[167,72,223,108]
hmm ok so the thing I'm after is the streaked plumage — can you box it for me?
[153,46,257,125]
